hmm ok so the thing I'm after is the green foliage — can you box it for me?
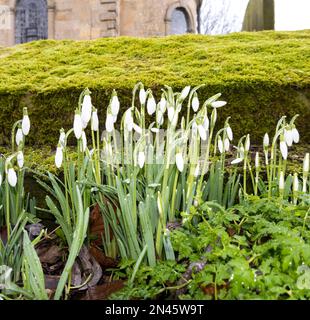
[112,197,310,300]
[0,31,309,146]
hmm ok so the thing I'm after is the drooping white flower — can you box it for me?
[217,136,224,154]
[224,138,230,152]
[91,109,99,131]
[17,151,24,168]
[156,110,164,126]
[105,113,114,133]
[111,95,120,116]
[284,129,293,147]
[22,108,30,135]
[280,140,288,160]
[293,173,299,192]
[168,107,175,122]
[304,153,309,173]
[81,131,87,152]
[279,171,285,191]
[132,123,142,135]
[263,133,269,148]
[159,96,167,113]
[59,129,66,147]
[138,151,145,169]
[7,167,17,187]
[211,108,217,127]
[124,109,134,131]
[211,101,227,108]
[81,94,92,124]
[231,158,243,164]
[200,118,208,134]
[255,152,260,169]
[73,111,83,139]
[16,128,23,146]
[139,88,146,105]
[82,119,88,129]
[55,146,63,168]
[226,126,233,141]
[180,86,190,100]
[176,152,184,172]
[147,95,156,115]
[198,125,207,141]
[151,128,159,133]
[292,127,300,143]
[192,95,199,112]
[245,134,250,152]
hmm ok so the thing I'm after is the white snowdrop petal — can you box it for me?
[224,138,230,152]
[198,125,207,141]
[279,171,285,190]
[133,123,142,135]
[192,96,199,112]
[226,126,233,141]
[16,128,23,146]
[17,151,24,168]
[292,128,300,143]
[280,141,288,160]
[91,111,99,131]
[284,129,293,147]
[211,101,227,108]
[176,153,184,172]
[81,131,87,152]
[22,115,30,135]
[81,94,92,124]
[160,97,167,113]
[105,114,114,133]
[180,86,190,100]
[218,137,224,154]
[139,89,146,105]
[55,147,63,168]
[8,168,17,187]
[138,151,145,169]
[168,107,175,122]
[304,153,309,173]
[111,96,120,116]
[263,133,269,147]
[293,173,299,192]
[231,158,243,164]
[147,97,156,115]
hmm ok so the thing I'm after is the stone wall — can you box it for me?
[0,0,199,47]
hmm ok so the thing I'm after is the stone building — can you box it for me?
[0,0,202,46]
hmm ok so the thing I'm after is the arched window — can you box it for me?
[170,8,190,35]
[15,0,48,44]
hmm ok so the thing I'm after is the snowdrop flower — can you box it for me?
[58,129,66,147]
[105,113,114,133]
[8,167,17,187]
[159,96,167,113]
[202,117,209,133]
[255,152,260,169]
[176,152,184,172]
[192,93,199,112]
[279,171,285,191]
[147,94,156,115]
[17,151,24,168]
[151,128,159,133]
[16,128,23,146]
[132,123,142,135]
[81,94,92,124]
[280,137,288,160]
[211,108,217,128]
[168,107,175,123]
[180,86,190,101]
[73,110,83,139]
[231,157,243,164]
[111,95,120,116]
[55,146,63,168]
[138,151,145,169]
[293,173,299,192]
[224,138,230,152]
[91,109,99,131]
[82,119,88,129]
[211,101,227,108]
[139,88,146,105]
[304,153,309,173]
[245,134,250,152]
[292,126,299,143]
[231,146,245,164]
[217,136,224,154]
[124,109,134,132]
[156,110,164,126]
[22,108,30,136]
[263,133,269,148]
[198,124,207,141]
[226,126,233,141]
[81,131,87,152]
[284,128,293,147]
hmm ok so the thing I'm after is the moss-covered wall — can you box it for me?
[0,31,309,147]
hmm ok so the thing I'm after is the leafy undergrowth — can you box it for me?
[110,197,310,300]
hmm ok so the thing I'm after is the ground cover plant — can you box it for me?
[0,83,309,300]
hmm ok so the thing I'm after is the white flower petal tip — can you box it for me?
[81,131,87,152]
[292,128,300,143]
[218,138,224,154]
[147,96,156,115]
[91,110,99,131]
[168,107,175,122]
[180,86,191,100]
[198,125,207,141]
[279,171,285,191]
[81,94,92,124]
[280,140,288,160]
[263,133,269,147]
[55,147,63,168]
[159,97,167,113]
[176,153,184,172]
[231,158,243,165]
[111,95,120,116]
[132,123,142,135]
[194,164,200,177]
[284,129,293,147]
[139,88,147,105]
[224,138,230,152]
[192,96,199,112]
[73,113,83,139]
[138,151,145,169]
[17,151,24,168]
[105,114,114,133]
[22,114,30,136]
[124,109,134,132]
[211,101,227,108]
[8,168,17,187]
[293,173,299,192]
[304,153,309,173]
[16,128,23,146]
[226,126,233,141]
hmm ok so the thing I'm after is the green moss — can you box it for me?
[0,31,309,146]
